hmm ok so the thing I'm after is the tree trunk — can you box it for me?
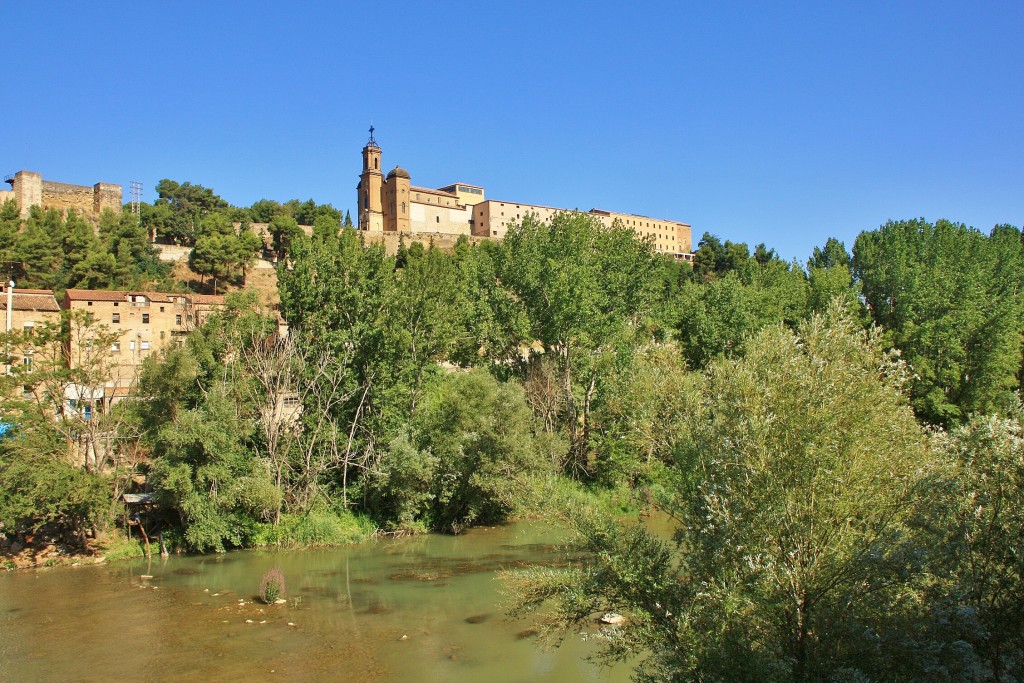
[794,592,809,683]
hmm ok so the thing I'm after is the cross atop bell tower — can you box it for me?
[362,125,382,173]
[358,126,384,231]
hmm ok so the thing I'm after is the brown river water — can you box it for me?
[0,522,633,682]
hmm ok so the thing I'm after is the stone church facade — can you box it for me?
[356,131,692,259]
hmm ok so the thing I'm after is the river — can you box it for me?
[0,522,633,682]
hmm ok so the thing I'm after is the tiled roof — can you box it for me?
[64,289,129,302]
[0,292,61,312]
[64,289,196,305]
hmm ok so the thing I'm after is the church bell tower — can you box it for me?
[357,126,384,232]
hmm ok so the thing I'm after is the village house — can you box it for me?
[62,289,224,401]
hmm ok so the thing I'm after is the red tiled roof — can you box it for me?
[64,289,129,302]
[63,288,225,307]
[0,292,61,312]
[1,287,54,296]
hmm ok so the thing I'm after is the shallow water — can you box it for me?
[0,523,632,682]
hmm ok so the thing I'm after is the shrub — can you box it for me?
[251,510,375,547]
[97,532,145,562]
[259,567,286,604]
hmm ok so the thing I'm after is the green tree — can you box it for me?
[590,343,697,486]
[676,257,811,370]
[189,234,232,292]
[14,207,64,289]
[148,388,279,551]
[416,369,547,532]
[278,227,399,453]
[507,306,939,682]
[0,447,109,549]
[935,406,1024,681]
[268,213,301,260]
[59,210,99,289]
[249,198,282,223]
[360,369,549,533]
[496,212,659,475]
[808,236,851,270]
[100,210,165,288]
[853,219,1024,424]
[388,244,468,422]
[153,179,228,245]
[450,238,529,367]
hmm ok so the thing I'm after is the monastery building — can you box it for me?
[356,130,693,260]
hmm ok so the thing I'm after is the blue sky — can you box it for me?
[6,1,1022,262]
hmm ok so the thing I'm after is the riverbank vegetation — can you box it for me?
[2,207,1023,679]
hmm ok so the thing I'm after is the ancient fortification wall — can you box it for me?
[5,170,121,220]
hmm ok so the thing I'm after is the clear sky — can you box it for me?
[5,1,1022,262]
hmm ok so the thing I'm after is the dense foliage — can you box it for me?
[2,194,1023,681]
[0,200,169,294]
[854,219,1024,424]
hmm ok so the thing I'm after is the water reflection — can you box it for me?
[0,523,632,682]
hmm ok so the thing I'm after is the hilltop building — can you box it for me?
[1,170,122,220]
[356,130,693,260]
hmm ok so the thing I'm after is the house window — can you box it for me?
[23,322,34,334]
[87,301,93,306]
[111,342,120,352]
[84,405,92,419]
[112,313,120,323]
[142,313,150,324]
[436,216,440,223]
[176,314,182,325]
[160,306,165,312]
[141,341,151,350]
[283,395,300,407]
[129,341,136,350]
[22,356,31,369]
[160,331,165,340]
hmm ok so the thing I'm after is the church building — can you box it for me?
[356,129,692,260]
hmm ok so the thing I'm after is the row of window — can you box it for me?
[111,313,184,325]
[111,340,151,352]
[84,300,177,313]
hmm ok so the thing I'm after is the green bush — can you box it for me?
[251,510,374,548]
[0,449,109,548]
[96,532,145,562]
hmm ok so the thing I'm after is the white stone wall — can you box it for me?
[410,201,472,236]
